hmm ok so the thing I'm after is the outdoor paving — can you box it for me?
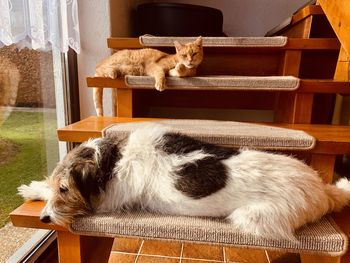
[0,223,37,262]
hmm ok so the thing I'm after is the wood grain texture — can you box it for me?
[57,231,114,263]
[115,89,133,117]
[291,5,324,26]
[310,154,336,183]
[274,50,305,123]
[10,201,66,231]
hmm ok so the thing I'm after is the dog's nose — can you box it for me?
[40,215,51,223]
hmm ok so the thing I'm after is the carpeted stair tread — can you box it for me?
[70,213,347,256]
[103,119,315,150]
[124,75,300,91]
[139,35,288,47]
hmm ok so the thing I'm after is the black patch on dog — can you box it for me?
[98,137,121,184]
[162,133,238,160]
[161,133,238,199]
[175,157,229,199]
[71,139,120,203]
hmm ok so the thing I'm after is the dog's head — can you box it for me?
[19,137,120,226]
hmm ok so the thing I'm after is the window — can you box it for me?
[0,45,79,262]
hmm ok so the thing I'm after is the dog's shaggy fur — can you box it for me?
[18,124,350,239]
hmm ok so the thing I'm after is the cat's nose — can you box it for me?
[40,215,51,223]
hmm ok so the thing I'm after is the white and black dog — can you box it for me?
[18,123,350,240]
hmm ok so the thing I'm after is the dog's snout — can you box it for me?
[40,215,51,223]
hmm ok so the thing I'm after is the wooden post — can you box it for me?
[274,50,314,123]
[57,231,114,263]
[115,89,133,117]
[310,154,336,183]
[332,46,350,124]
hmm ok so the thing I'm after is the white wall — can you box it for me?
[77,0,112,118]
[77,0,309,118]
[77,0,138,118]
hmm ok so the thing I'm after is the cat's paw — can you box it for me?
[175,63,186,72]
[155,80,166,92]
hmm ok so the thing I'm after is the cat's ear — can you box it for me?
[194,36,203,46]
[174,41,183,52]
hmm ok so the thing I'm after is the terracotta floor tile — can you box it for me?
[140,240,182,257]
[224,247,268,263]
[108,252,137,263]
[112,237,143,253]
[182,243,224,261]
[265,251,300,263]
[181,260,223,263]
[136,255,179,262]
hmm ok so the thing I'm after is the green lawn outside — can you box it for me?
[0,110,59,227]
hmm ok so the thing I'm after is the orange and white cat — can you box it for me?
[93,37,203,116]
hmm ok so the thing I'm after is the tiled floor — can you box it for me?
[108,238,301,263]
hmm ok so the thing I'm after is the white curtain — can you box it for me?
[0,0,80,53]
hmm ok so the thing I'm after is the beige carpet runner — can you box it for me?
[103,119,315,150]
[139,35,288,47]
[124,75,300,91]
[70,213,347,256]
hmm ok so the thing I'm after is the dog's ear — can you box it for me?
[70,147,100,202]
[71,159,99,202]
[98,139,120,183]
[70,142,119,202]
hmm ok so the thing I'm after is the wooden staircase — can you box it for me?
[89,36,342,124]
[10,2,350,263]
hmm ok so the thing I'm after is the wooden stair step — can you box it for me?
[107,37,339,50]
[102,119,315,150]
[57,116,350,155]
[10,201,350,262]
[125,75,300,91]
[139,35,288,47]
[87,77,350,94]
[69,212,346,257]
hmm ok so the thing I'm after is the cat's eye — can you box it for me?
[60,186,68,193]
[182,54,187,58]
[193,52,198,56]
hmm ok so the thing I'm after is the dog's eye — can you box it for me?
[60,187,68,193]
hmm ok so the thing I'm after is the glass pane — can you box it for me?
[0,45,59,262]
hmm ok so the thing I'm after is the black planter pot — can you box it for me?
[136,3,224,36]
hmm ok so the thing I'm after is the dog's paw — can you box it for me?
[17,181,52,201]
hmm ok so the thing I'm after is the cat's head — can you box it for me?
[174,36,203,69]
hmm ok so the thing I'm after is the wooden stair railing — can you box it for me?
[319,0,350,56]
[266,4,336,38]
